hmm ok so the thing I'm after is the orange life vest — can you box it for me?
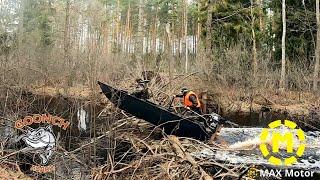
[183,91,201,108]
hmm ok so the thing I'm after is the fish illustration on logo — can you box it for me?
[17,126,56,165]
[12,114,70,173]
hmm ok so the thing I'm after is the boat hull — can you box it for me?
[98,81,211,140]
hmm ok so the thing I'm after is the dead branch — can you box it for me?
[168,136,213,180]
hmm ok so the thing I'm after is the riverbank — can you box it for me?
[212,86,320,128]
[4,83,320,129]
[22,83,320,129]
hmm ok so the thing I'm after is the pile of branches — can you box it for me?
[91,118,250,180]
[0,78,253,179]
[0,163,32,180]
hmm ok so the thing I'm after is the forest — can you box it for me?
[0,0,320,179]
[0,0,319,90]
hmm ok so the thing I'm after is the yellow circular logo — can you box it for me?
[259,120,306,166]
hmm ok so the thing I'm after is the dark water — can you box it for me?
[226,108,320,132]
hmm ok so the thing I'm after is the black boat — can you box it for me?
[98,81,222,140]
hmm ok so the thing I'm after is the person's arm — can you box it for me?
[189,94,199,106]
[175,94,184,98]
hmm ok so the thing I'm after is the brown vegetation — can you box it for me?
[1,0,320,179]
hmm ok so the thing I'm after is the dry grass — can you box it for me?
[0,163,32,180]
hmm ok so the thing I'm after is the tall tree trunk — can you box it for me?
[196,0,201,56]
[257,0,264,31]
[143,15,147,54]
[313,0,320,91]
[193,23,196,56]
[151,5,158,57]
[184,0,188,73]
[102,23,109,55]
[64,0,71,67]
[114,0,120,52]
[104,4,110,55]
[171,22,175,57]
[128,23,133,53]
[251,0,258,83]
[125,4,131,53]
[280,0,286,91]
[205,0,213,56]
[137,0,144,56]
[166,23,173,88]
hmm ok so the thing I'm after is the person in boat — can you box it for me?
[131,78,151,99]
[175,87,202,114]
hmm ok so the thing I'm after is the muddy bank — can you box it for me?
[202,89,320,130]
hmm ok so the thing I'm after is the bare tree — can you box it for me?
[166,23,173,88]
[64,0,71,67]
[280,0,286,91]
[184,0,188,73]
[313,0,320,91]
[125,4,131,53]
[137,0,144,56]
[151,4,158,58]
[205,0,213,56]
[257,0,264,31]
[111,0,121,52]
[196,0,201,56]
[251,0,258,84]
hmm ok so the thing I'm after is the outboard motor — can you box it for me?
[205,112,238,131]
[205,112,225,130]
